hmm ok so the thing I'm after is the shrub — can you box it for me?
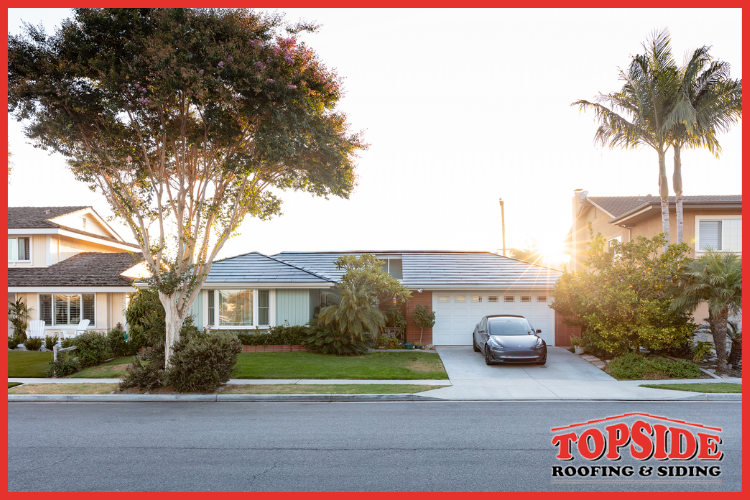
[375,336,402,349]
[552,231,696,357]
[8,297,32,342]
[44,334,59,351]
[107,325,130,357]
[61,337,76,349]
[166,331,241,393]
[383,306,407,329]
[234,325,310,345]
[45,353,81,377]
[23,337,43,351]
[304,326,368,356]
[8,336,21,350]
[72,331,112,368]
[693,341,714,363]
[605,352,702,380]
[120,343,168,391]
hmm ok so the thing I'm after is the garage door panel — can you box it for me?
[432,291,555,346]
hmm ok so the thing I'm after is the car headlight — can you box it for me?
[488,338,505,350]
[535,339,545,349]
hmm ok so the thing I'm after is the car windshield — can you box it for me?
[488,318,533,336]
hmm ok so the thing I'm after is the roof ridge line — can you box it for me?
[265,253,336,282]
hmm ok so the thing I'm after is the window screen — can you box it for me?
[504,296,515,303]
[219,289,253,326]
[258,290,270,325]
[723,220,742,252]
[207,291,215,325]
[83,294,95,325]
[8,237,30,261]
[39,294,52,325]
[699,221,722,250]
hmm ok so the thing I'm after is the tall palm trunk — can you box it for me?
[708,308,729,374]
[658,151,670,249]
[673,143,684,244]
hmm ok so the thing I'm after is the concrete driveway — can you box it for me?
[427,346,710,400]
[436,346,615,383]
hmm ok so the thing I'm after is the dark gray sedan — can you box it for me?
[472,314,547,365]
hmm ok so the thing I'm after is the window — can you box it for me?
[258,290,270,325]
[438,296,450,303]
[471,295,482,303]
[608,236,621,255]
[219,290,253,327]
[207,289,273,328]
[504,296,515,303]
[698,219,742,252]
[455,296,466,303]
[379,258,403,280]
[488,296,498,303]
[521,296,531,303]
[537,296,547,303]
[39,294,95,326]
[8,237,30,262]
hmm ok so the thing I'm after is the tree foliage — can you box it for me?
[671,250,742,373]
[333,254,412,305]
[8,8,365,363]
[412,304,436,345]
[551,227,695,357]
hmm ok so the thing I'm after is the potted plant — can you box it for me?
[570,336,584,355]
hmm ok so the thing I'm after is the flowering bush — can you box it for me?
[551,229,695,357]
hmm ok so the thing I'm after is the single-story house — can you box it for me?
[8,206,144,336]
[189,250,562,346]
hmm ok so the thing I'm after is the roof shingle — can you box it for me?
[588,195,742,218]
[8,252,143,288]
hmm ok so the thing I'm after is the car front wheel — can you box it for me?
[485,347,493,365]
[473,334,480,352]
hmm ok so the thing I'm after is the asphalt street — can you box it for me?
[8,401,742,492]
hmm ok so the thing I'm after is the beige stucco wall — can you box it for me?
[111,293,127,328]
[570,204,629,271]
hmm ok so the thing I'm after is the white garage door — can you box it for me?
[431,291,555,346]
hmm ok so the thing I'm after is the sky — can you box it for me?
[7,8,743,264]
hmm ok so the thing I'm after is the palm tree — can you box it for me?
[318,281,386,343]
[671,251,742,374]
[663,48,742,243]
[573,29,679,248]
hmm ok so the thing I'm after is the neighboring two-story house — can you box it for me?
[564,190,741,326]
[8,206,143,337]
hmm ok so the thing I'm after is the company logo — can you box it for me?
[550,413,723,483]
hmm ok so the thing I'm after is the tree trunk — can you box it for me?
[710,308,729,374]
[658,152,670,250]
[673,145,684,244]
[160,291,186,367]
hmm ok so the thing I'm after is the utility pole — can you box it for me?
[498,198,506,256]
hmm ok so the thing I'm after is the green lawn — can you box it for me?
[9,382,22,388]
[70,356,135,378]
[222,384,448,394]
[8,351,53,377]
[640,383,742,393]
[231,352,449,379]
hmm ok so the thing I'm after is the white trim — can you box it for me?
[8,228,138,252]
[406,285,557,290]
[48,207,124,242]
[200,282,334,289]
[694,215,742,253]
[9,287,135,293]
[205,288,276,330]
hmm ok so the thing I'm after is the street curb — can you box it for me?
[7,394,442,403]
[8,393,737,402]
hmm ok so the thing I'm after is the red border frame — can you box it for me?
[3,3,746,497]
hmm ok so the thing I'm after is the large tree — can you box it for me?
[663,47,742,243]
[8,8,365,363]
[573,29,679,248]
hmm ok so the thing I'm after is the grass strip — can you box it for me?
[8,382,22,388]
[640,382,741,394]
[8,383,119,395]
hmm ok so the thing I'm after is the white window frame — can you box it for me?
[695,215,742,253]
[607,236,622,256]
[8,236,32,263]
[204,289,275,329]
[38,293,96,328]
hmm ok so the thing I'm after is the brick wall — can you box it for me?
[241,345,306,353]
[405,291,433,344]
[554,310,581,346]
